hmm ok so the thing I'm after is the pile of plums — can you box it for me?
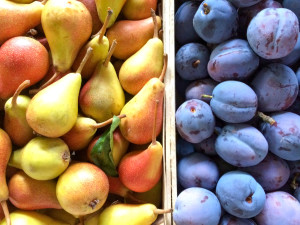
[174,0,300,225]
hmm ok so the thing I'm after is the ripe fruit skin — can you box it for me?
[0,36,49,100]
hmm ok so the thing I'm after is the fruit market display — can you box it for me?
[174,0,300,225]
[0,0,170,224]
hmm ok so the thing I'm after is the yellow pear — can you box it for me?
[42,0,92,73]
[119,9,164,95]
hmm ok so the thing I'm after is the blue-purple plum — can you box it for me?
[176,99,216,143]
[276,33,300,66]
[216,171,266,218]
[247,8,299,59]
[215,124,268,167]
[283,0,300,21]
[228,0,262,8]
[175,43,210,80]
[173,187,221,225]
[176,137,195,159]
[260,112,300,161]
[238,0,282,36]
[207,39,259,82]
[255,191,300,225]
[219,214,257,225]
[178,152,219,190]
[297,67,300,97]
[193,0,238,44]
[194,133,217,156]
[241,153,290,191]
[251,63,299,112]
[185,78,218,103]
[210,81,258,123]
[175,1,202,45]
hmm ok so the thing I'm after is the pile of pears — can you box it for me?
[0,0,171,224]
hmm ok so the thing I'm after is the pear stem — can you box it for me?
[12,80,30,107]
[8,150,22,169]
[153,208,173,215]
[98,8,113,43]
[29,72,60,95]
[91,114,126,129]
[41,0,48,5]
[104,40,117,67]
[1,201,10,225]
[159,54,168,82]
[257,111,276,125]
[151,9,159,39]
[77,47,93,74]
[201,94,213,99]
[152,100,159,145]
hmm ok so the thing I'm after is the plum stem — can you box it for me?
[12,80,30,107]
[104,40,117,67]
[192,60,201,68]
[201,94,213,99]
[203,3,210,15]
[153,208,173,215]
[291,172,300,190]
[159,54,168,82]
[257,111,276,125]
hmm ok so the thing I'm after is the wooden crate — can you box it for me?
[162,0,177,224]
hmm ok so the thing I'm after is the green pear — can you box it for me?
[8,171,61,210]
[62,114,126,151]
[119,55,167,145]
[79,41,125,123]
[0,0,44,44]
[72,8,112,79]
[26,48,93,138]
[4,80,35,147]
[0,210,69,225]
[8,137,70,181]
[42,0,92,73]
[95,0,127,28]
[97,203,172,225]
[119,9,164,95]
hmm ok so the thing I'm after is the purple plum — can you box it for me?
[185,78,218,103]
[194,133,217,156]
[228,0,262,8]
[219,214,257,225]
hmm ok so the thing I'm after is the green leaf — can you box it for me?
[90,116,121,177]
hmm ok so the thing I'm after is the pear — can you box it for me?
[97,203,172,225]
[0,0,44,44]
[8,136,70,181]
[8,171,61,210]
[43,209,77,225]
[56,162,109,219]
[26,48,93,138]
[122,0,158,20]
[87,128,129,166]
[62,114,126,151]
[0,129,12,225]
[0,210,69,225]
[42,0,92,73]
[8,0,34,3]
[95,0,126,28]
[118,100,163,192]
[107,15,162,60]
[79,41,125,123]
[4,80,35,147]
[119,9,164,95]
[72,8,112,79]
[119,54,167,144]
[0,36,50,100]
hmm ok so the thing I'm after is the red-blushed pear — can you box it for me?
[95,0,127,28]
[26,48,93,138]
[0,36,49,100]
[0,0,45,44]
[122,0,158,20]
[106,15,162,60]
[118,100,163,193]
[72,8,112,79]
[119,9,164,95]
[41,0,92,73]
[4,80,35,147]
[8,171,61,210]
[0,129,12,225]
[76,0,102,34]
[79,40,125,123]
[56,162,109,221]
[62,114,126,152]
[119,54,167,145]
